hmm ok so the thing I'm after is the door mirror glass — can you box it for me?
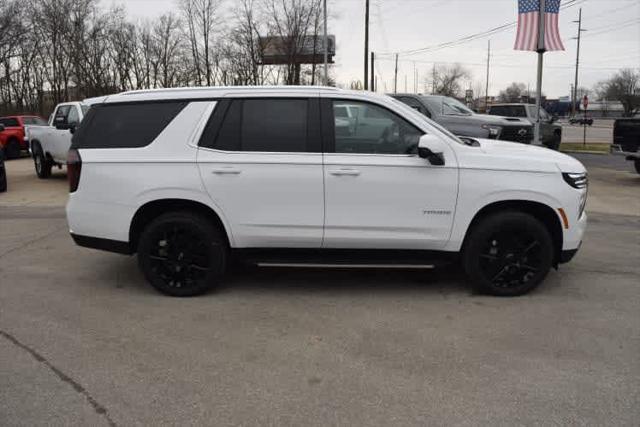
[418,134,446,166]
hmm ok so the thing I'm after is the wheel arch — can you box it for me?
[462,200,564,266]
[129,198,233,253]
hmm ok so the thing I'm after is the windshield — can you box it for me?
[422,96,473,116]
[386,96,465,145]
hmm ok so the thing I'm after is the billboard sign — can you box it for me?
[259,35,336,65]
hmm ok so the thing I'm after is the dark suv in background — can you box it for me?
[391,94,533,144]
[487,103,562,150]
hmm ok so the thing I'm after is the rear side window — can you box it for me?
[21,117,47,126]
[73,102,186,149]
[210,99,311,152]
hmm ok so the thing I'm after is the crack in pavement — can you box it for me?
[0,329,117,427]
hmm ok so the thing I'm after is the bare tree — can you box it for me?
[179,0,222,86]
[432,64,470,98]
[264,0,322,85]
[498,82,527,102]
[595,69,640,117]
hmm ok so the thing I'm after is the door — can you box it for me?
[51,105,73,162]
[322,99,459,250]
[197,98,324,248]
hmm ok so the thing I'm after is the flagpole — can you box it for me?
[534,0,546,146]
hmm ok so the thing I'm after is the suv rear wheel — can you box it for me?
[137,211,227,296]
[462,211,553,296]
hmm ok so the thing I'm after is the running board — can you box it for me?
[257,262,435,269]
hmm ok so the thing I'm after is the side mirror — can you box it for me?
[0,124,5,132]
[550,115,558,123]
[418,134,446,166]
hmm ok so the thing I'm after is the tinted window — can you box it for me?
[398,97,429,117]
[0,118,20,127]
[332,100,423,154]
[72,102,186,149]
[21,117,47,126]
[213,99,309,152]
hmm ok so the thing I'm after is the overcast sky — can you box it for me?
[103,0,639,98]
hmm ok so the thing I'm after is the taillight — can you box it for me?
[67,148,82,192]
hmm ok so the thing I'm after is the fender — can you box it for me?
[445,189,564,252]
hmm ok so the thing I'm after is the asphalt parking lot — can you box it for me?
[1,155,639,426]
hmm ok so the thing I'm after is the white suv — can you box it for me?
[66,86,587,297]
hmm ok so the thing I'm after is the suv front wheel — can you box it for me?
[137,211,227,296]
[462,211,553,296]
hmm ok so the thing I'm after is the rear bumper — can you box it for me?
[70,233,132,255]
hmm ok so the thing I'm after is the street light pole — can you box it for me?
[323,0,328,86]
[364,0,370,90]
[533,0,546,146]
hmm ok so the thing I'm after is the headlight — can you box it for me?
[481,124,501,137]
[562,172,588,189]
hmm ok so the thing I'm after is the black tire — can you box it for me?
[0,165,6,193]
[462,211,554,296]
[5,138,21,159]
[549,132,561,150]
[634,159,640,175]
[32,144,52,179]
[137,211,227,297]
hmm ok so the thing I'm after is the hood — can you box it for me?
[473,113,531,126]
[457,138,586,174]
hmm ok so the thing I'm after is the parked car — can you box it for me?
[487,103,562,150]
[0,148,6,192]
[67,87,587,298]
[25,102,91,178]
[611,118,640,174]
[391,94,533,144]
[569,116,593,126]
[0,115,48,159]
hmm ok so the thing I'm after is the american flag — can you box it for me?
[514,0,565,51]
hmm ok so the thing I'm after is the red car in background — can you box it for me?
[0,115,48,159]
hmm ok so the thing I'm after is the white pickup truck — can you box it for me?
[26,101,90,178]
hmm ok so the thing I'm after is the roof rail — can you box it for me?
[120,85,342,96]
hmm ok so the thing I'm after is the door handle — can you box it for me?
[211,167,241,175]
[329,169,360,176]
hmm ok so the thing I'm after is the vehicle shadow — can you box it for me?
[103,255,471,297]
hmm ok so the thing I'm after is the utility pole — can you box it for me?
[323,0,328,86]
[393,53,399,93]
[370,52,375,92]
[571,8,586,117]
[404,74,407,92]
[485,39,491,112]
[413,62,417,93]
[364,0,370,90]
[431,63,436,94]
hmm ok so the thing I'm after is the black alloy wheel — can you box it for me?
[138,212,226,296]
[463,211,553,296]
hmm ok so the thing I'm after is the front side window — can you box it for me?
[332,100,423,155]
[214,99,309,152]
[0,117,20,127]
